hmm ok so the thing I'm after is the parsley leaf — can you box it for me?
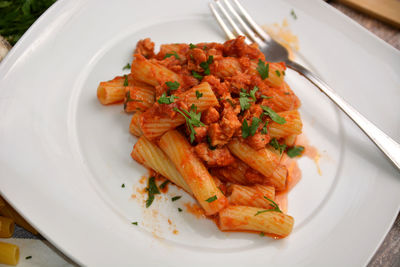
[199,56,214,75]
[123,63,131,70]
[239,90,253,111]
[291,9,297,20]
[25,256,32,260]
[261,95,272,99]
[259,232,265,237]
[171,196,182,202]
[178,208,183,212]
[173,105,205,143]
[261,121,268,134]
[249,86,258,101]
[192,70,203,80]
[269,138,286,154]
[287,146,304,158]
[159,180,169,189]
[131,222,138,225]
[205,195,217,203]
[158,93,178,104]
[261,106,286,124]
[189,43,197,49]
[146,176,160,208]
[164,51,180,59]
[165,81,180,91]
[121,183,125,188]
[196,90,203,99]
[275,70,281,77]
[242,117,261,138]
[123,75,129,86]
[256,59,269,80]
[207,135,217,150]
[254,197,282,215]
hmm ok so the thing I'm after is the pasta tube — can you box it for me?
[159,130,227,215]
[0,216,14,238]
[219,205,294,237]
[268,110,302,139]
[228,138,287,190]
[0,241,19,266]
[131,136,192,193]
[97,75,126,105]
[228,184,275,209]
[129,112,143,137]
[124,84,155,112]
[131,54,182,86]
[0,197,38,235]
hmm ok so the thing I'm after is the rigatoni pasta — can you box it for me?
[97,36,305,239]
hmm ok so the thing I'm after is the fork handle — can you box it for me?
[286,59,400,170]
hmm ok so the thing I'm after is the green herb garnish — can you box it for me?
[261,106,286,124]
[173,105,205,143]
[196,90,203,99]
[25,256,32,260]
[123,75,129,86]
[189,43,197,49]
[261,95,273,99]
[261,121,268,134]
[192,70,203,80]
[291,9,297,20]
[207,135,217,150]
[199,55,213,75]
[159,180,169,189]
[158,93,178,104]
[178,208,183,212]
[239,90,253,111]
[121,183,125,188]
[287,146,304,158]
[171,196,182,202]
[164,51,180,59]
[256,59,269,80]
[165,81,180,92]
[249,86,258,101]
[205,195,217,203]
[242,117,261,138]
[275,70,281,77]
[254,197,282,215]
[131,222,138,225]
[259,232,265,237]
[123,63,131,70]
[269,138,286,154]
[146,176,160,208]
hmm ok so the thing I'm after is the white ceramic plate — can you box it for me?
[0,0,399,266]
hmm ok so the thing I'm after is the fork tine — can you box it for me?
[209,2,235,40]
[231,0,272,42]
[222,0,264,46]
[214,0,249,42]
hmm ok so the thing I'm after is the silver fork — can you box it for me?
[210,0,400,170]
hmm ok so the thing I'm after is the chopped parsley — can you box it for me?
[261,121,268,134]
[123,63,131,70]
[131,222,138,225]
[207,135,217,150]
[123,75,129,86]
[254,197,282,215]
[121,183,125,188]
[192,70,203,80]
[282,70,286,76]
[196,90,203,99]
[171,196,182,202]
[269,138,286,154]
[249,86,258,101]
[164,51,180,59]
[239,90,253,111]
[261,95,273,99]
[291,9,297,20]
[284,92,290,95]
[165,81,180,93]
[159,180,169,189]
[261,106,286,124]
[158,93,178,104]
[205,195,217,203]
[178,208,183,212]
[259,232,265,237]
[226,98,235,108]
[173,105,204,143]
[242,117,261,138]
[275,70,281,77]
[199,55,214,75]
[189,43,197,49]
[25,256,32,260]
[287,146,304,158]
[146,176,160,208]
[256,59,269,80]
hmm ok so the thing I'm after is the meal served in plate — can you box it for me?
[97,36,305,238]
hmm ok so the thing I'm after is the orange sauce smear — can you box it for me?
[184,202,206,219]
[295,134,322,175]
